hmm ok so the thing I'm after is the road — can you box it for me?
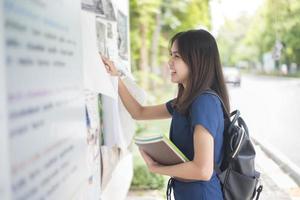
[228,74,300,167]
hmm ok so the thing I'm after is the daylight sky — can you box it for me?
[210,0,264,35]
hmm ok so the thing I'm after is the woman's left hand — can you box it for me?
[100,54,119,76]
[139,148,161,173]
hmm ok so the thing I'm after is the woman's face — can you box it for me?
[168,41,189,87]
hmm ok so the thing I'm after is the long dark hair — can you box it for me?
[169,29,230,115]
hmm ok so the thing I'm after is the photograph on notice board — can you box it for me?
[105,21,119,63]
[117,10,128,60]
[84,90,102,198]
[103,0,116,21]
[84,91,104,147]
[95,19,107,56]
[107,22,113,39]
[82,0,105,15]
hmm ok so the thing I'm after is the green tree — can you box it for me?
[130,0,211,91]
[216,15,252,67]
[244,0,300,72]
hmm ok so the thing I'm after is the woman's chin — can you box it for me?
[170,75,176,81]
[171,77,181,84]
[170,78,177,83]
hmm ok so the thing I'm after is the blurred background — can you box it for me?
[127,0,300,199]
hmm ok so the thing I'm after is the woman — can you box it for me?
[101,29,230,200]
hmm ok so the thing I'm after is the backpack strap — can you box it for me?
[202,90,243,134]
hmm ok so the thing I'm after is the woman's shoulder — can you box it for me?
[192,92,221,108]
[166,98,175,115]
[190,92,223,117]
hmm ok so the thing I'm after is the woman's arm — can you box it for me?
[118,77,171,120]
[140,125,214,181]
[101,55,171,120]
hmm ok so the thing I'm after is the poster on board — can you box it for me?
[80,10,118,99]
[81,0,105,16]
[84,90,102,199]
[81,0,132,99]
[117,10,128,61]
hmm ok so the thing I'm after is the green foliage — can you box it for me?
[244,0,300,68]
[130,0,211,90]
[217,0,300,72]
[131,164,165,190]
[162,0,211,34]
[217,15,253,66]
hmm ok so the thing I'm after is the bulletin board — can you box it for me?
[0,0,131,199]
[2,0,89,199]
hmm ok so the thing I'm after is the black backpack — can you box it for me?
[203,90,263,200]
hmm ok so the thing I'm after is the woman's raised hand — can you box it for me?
[100,54,119,76]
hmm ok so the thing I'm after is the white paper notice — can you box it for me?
[102,95,126,148]
[118,77,146,148]
[81,10,117,100]
[84,90,102,199]
[0,1,11,199]
[4,0,88,199]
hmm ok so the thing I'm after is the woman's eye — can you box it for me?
[169,53,180,59]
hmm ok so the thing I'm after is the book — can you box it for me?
[134,134,189,165]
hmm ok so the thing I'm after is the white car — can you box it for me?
[223,67,241,87]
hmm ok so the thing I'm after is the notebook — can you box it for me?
[134,134,189,165]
